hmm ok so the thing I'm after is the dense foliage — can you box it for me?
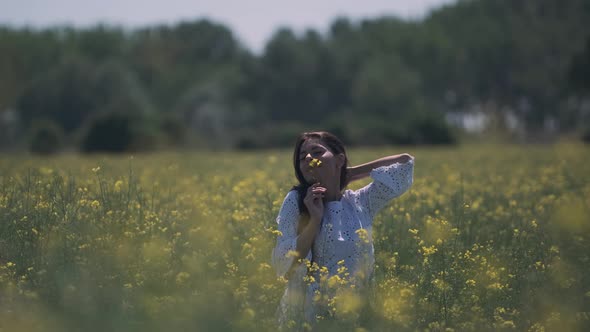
[1,0,589,151]
[0,145,589,331]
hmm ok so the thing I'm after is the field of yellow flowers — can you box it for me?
[1,144,589,331]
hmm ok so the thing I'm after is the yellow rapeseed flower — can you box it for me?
[90,200,100,209]
[356,229,370,243]
[421,245,438,256]
[175,272,190,285]
[114,180,124,193]
[309,158,322,168]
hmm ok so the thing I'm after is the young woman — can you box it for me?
[271,131,414,329]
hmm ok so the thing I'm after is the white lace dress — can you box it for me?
[271,159,414,329]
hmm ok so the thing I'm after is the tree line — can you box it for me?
[1,0,589,153]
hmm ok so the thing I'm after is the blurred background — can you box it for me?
[0,0,589,153]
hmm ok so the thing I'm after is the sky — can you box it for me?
[0,0,456,53]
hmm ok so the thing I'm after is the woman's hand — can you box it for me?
[396,153,413,164]
[303,183,325,223]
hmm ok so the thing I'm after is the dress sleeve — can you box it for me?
[271,190,312,278]
[355,158,414,222]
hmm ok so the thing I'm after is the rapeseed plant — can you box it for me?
[0,145,588,331]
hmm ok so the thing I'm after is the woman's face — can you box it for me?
[298,139,344,185]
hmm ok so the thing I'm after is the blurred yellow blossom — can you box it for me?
[114,180,124,192]
[309,158,322,168]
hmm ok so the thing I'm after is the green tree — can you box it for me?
[28,119,64,154]
[127,19,244,110]
[569,36,590,94]
[17,57,98,133]
[17,57,155,145]
[0,27,62,112]
[257,28,332,123]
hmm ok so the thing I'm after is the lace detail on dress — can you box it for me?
[355,159,414,221]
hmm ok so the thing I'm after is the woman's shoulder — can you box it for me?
[342,188,360,202]
[285,188,300,200]
[277,189,301,220]
[279,189,300,208]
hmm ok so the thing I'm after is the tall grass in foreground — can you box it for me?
[1,144,589,331]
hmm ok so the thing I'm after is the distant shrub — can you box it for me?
[235,123,307,150]
[234,135,260,150]
[28,120,64,155]
[354,112,457,146]
[409,115,457,145]
[232,114,456,149]
[81,112,136,153]
[583,127,590,143]
[266,123,308,148]
[160,115,188,147]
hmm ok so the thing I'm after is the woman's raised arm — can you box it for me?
[347,153,414,183]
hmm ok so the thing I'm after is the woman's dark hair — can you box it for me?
[292,131,349,216]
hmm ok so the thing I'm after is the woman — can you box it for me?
[271,131,414,329]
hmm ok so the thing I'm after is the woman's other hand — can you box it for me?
[303,183,325,223]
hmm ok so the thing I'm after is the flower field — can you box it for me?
[1,144,589,331]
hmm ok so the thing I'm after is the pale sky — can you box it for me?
[0,0,455,52]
